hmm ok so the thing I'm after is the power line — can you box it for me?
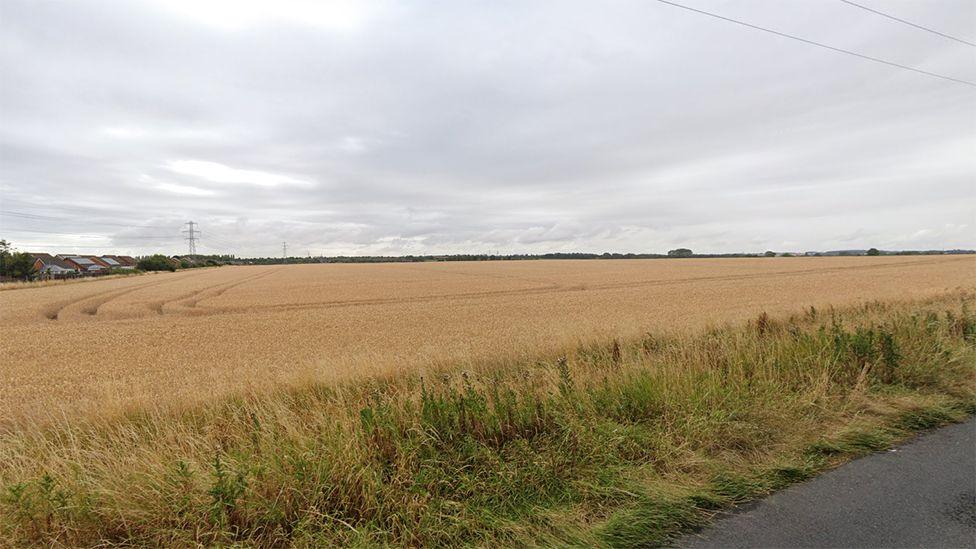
[204,240,239,253]
[0,227,111,237]
[197,232,240,251]
[2,199,147,215]
[208,236,237,246]
[651,0,976,88]
[200,236,234,248]
[9,243,98,248]
[198,241,230,253]
[838,0,976,47]
[0,209,174,229]
[0,227,172,238]
[15,243,167,250]
[3,210,239,254]
[182,221,199,255]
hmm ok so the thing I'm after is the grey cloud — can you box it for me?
[1,0,974,257]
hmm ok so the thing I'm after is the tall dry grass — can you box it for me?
[1,292,973,547]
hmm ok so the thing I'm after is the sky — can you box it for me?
[0,0,974,257]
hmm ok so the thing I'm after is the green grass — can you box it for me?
[1,292,974,547]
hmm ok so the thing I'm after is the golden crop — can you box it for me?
[1,256,973,423]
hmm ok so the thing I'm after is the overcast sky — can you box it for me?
[1,0,973,257]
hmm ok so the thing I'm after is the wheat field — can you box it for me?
[1,255,973,423]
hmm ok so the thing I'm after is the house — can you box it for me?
[30,253,79,278]
[84,256,112,268]
[98,256,123,269]
[114,255,139,268]
[103,255,137,270]
[60,255,107,275]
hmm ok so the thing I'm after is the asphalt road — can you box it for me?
[677,417,976,548]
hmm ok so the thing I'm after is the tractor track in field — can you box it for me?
[42,272,201,321]
[150,268,279,316]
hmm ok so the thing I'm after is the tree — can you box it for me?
[5,252,36,280]
[0,239,9,269]
[866,248,880,256]
[667,248,694,258]
[137,254,176,272]
[0,240,37,280]
[764,250,776,257]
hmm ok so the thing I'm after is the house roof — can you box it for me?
[100,257,121,266]
[104,255,137,266]
[63,255,95,265]
[31,253,77,270]
[62,256,108,270]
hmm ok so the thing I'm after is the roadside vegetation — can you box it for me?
[1,292,973,547]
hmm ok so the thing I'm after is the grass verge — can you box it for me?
[1,292,974,546]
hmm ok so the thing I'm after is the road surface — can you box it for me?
[678,417,976,548]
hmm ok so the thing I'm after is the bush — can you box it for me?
[107,268,141,276]
[137,254,176,272]
[0,240,37,280]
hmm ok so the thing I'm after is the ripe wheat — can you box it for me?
[1,255,973,423]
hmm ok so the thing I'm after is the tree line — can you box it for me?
[0,240,36,280]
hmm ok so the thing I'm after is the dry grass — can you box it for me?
[0,290,973,546]
[1,256,974,424]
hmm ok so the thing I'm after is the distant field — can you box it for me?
[1,255,973,422]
